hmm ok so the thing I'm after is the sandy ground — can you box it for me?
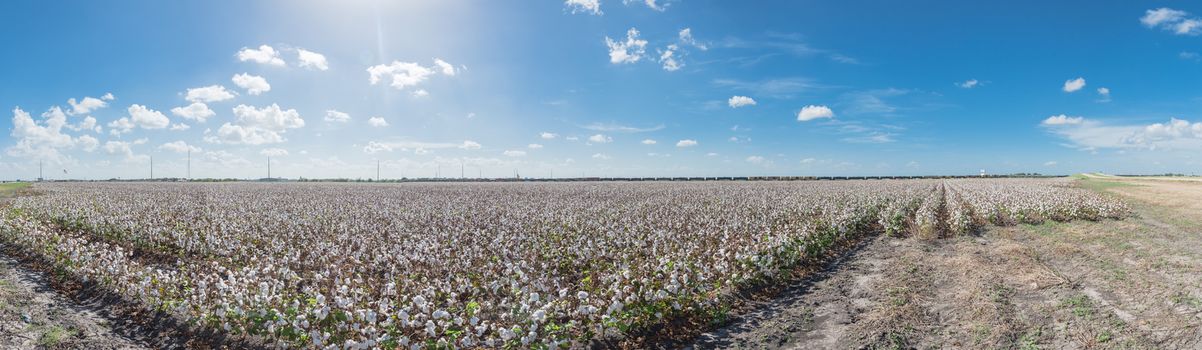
[689,178,1202,349]
[0,249,147,349]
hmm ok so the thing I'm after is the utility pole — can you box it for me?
[187,150,191,180]
[376,160,381,181]
[267,156,271,179]
[460,161,464,179]
[150,156,154,180]
[38,160,43,182]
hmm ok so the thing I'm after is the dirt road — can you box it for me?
[690,178,1202,349]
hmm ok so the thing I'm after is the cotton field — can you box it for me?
[0,179,1125,349]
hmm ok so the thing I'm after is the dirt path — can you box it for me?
[0,246,148,349]
[689,178,1202,349]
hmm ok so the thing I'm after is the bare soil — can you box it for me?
[0,250,147,349]
[689,178,1202,349]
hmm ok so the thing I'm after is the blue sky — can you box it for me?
[4,1,1202,180]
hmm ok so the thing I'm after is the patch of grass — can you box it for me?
[1061,294,1094,318]
[0,182,31,198]
[1020,221,1064,237]
[884,329,909,350]
[1074,178,1140,193]
[1096,261,1128,282]
[1017,328,1042,350]
[37,325,76,347]
[989,284,1015,304]
[886,286,911,306]
[1171,292,1202,309]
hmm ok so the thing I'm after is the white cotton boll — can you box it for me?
[432,309,449,319]
[577,291,589,300]
[532,309,546,323]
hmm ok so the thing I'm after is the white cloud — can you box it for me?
[171,102,215,122]
[411,89,430,98]
[362,140,481,154]
[260,148,289,157]
[207,104,304,145]
[582,122,664,133]
[641,139,657,145]
[676,139,698,147]
[592,153,611,160]
[659,44,682,71]
[1042,114,1084,125]
[1062,77,1085,93]
[622,0,666,11]
[103,140,133,156]
[1141,8,1202,35]
[231,73,271,95]
[956,79,979,89]
[797,105,834,121]
[69,116,100,133]
[159,140,201,153]
[540,132,559,139]
[1096,87,1111,102]
[185,85,237,103]
[528,143,543,149]
[843,132,895,144]
[459,140,482,150]
[706,152,719,157]
[433,58,456,76]
[67,96,108,115]
[503,150,527,157]
[679,28,706,50]
[368,116,389,127]
[232,104,304,131]
[565,0,601,15]
[169,123,190,131]
[6,107,78,161]
[1042,116,1202,151]
[588,134,613,143]
[211,123,285,145]
[128,104,170,129]
[746,155,769,165]
[728,95,756,108]
[1043,161,1058,166]
[237,45,285,66]
[605,28,648,64]
[77,134,98,152]
[1143,8,1186,27]
[367,61,437,90]
[107,117,135,135]
[101,92,115,101]
[296,48,329,70]
[325,110,351,123]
